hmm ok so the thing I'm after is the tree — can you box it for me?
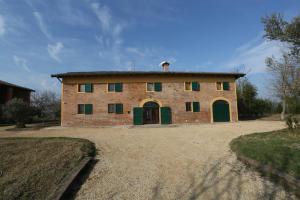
[262,13,300,120]
[237,78,257,118]
[3,98,32,128]
[266,53,299,120]
[262,13,300,55]
[31,91,60,121]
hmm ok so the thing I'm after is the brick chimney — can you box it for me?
[160,61,170,72]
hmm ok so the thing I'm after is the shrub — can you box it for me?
[286,115,299,131]
[2,98,32,128]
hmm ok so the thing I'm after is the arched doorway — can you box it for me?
[212,100,230,122]
[143,101,160,124]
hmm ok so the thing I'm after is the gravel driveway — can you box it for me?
[0,121,297,199]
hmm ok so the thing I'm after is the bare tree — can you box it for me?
[265,53,300,120]
[31,90,60,121]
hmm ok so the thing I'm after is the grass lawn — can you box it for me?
[230,128,300,179]
[0,137,95,200]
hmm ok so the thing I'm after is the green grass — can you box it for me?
[230,128,300,179]
[0,137,95,200]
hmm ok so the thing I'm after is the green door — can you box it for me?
[133,107,143,125]
[160,107,172,124]
[213,100,230,122]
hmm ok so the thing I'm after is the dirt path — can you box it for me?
[0,121,297,199]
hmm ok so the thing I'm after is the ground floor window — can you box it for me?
[108,103,123,114]
[185,102,192,111]
[78,104,93,114]
[185,102,200,112]
[193,102,200,112]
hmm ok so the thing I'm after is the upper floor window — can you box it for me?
[78,83,93,93]
[108,83,123,92]
[216,82,230,91]
[146,82,162,92]
[185,82,191,91]
[216,82,222,91]
[185,82,200,91]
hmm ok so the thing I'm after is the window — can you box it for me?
[216,82,222,91]
[108,83,123,92]
[78,104,85,114]
[185,102,200,112]
[77,104,93,114]
[108,103,123,114]
[147,82,162,92]
[223,82,230,91]
[185,82,191,91]
[193,102,200,112]
[108,104,115,113]
[78,83,93,93]
[192,82,200,91]
[79,84,85,92]
[216,82,230,91]
[185,82,200,91]
[108,83,115,92]
[185,102,192,112]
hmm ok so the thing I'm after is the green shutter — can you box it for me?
[116,104,123,114]
[85,83,93,93]
[115,83,123,92]
[85,104,93,114]
[133,107,143,125]
[193,102,200,112]
[160,107,172,124]
[223,82,230,91]
[192,82,200,91]
[154,82,162,92]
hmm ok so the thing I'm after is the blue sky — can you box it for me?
[0,0,299,97]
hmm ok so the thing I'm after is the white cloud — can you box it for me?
[47,42,64,62]
[224,38,288,73]
[90,2,175,70]
[126,47,145,57]
[33,11,52,39]
[0,15,5,35]
[91,3,112,32]
[13,55,30,71]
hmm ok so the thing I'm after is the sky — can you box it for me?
[0,0,299,98]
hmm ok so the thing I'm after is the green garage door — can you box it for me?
[213,100,230,122]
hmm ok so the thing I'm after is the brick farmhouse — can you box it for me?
[52,66,244,126]
[0,80,34,105]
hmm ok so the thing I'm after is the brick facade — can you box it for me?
[59,74,240,126]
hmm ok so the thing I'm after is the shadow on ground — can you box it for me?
[62,159,99,200]
[151,156,297,200]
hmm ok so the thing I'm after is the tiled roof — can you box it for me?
[0,80,35,92]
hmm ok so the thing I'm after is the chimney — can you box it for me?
[160,61,170,72]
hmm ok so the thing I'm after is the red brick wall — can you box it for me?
[61,75,238,126]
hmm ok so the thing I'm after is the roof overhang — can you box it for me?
[51,71,246,79]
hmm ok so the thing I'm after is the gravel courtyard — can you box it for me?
[0,121,297,200]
